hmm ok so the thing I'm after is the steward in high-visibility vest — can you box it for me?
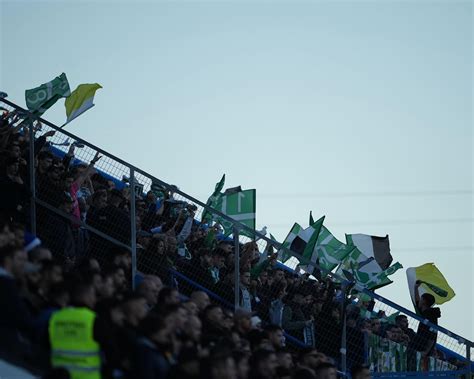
[49,307,101,379]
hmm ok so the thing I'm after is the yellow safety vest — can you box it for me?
[49,307,101,379]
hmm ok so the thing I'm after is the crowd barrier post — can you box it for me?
[28,121,36,234]
[340,281,351,374]
[233,226,240,310]
[466,344,472,377]
[130,168,137,290]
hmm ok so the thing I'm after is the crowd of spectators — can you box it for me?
[0,108,461,378]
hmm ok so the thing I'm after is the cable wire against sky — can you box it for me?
[260,190,473,199]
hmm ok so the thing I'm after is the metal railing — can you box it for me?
[0,97,471,377]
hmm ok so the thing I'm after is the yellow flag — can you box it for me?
[65,83,102,124]
[406,263,455,306]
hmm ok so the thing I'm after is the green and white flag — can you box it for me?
[278,223,303,262]
[65,83,102,124]
[202,174,226,224]
[277,216,325,263]
[25,73,71,115]
[312,226,355,274]
[336,247,402,290]
[214,188,256,238]
[346,233,393,270]
[202,175,256,238]
[303,212,354,275]
[366,262,403,290]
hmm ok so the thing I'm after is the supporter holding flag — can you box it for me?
[406,263,455,308]
[407,263,454,358]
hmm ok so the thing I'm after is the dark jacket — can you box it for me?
[410,307,441,354]
[282,301,308,341]
[0,174,28,222]
[314,301,341,359]
[0,271,36,357]
[95,205,131,245]
[132,337,172,379]
[282,301,307,330]
[37,211,76,262]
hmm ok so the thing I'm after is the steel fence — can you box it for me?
[355,288,472,377]
[0,97,472,377]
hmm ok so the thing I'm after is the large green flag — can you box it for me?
[366,262,403,290]
[300,216,325,264]
[214,188,256,238]
[201,174,226,224]
[278,223,303,262]
[312,226,355,274]
[201,175,256,238]
[303,212,354,275]
[277,216,325,263]
[25,73,71,115]
[336,247,402,289]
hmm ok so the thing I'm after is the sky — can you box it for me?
[1,1,472,340]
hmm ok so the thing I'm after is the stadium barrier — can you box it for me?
[1,97,472,377]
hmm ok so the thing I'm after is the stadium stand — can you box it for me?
[0,98,472,379]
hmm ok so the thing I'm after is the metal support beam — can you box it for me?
[130,168,137,290]
[28,121,36,234]
[233,226,240,310]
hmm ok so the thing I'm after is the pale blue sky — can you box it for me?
[1,1,472,339]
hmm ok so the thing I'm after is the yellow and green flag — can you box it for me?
[65,83,102,124]
[406,263,455,307]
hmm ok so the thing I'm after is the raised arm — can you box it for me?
[73,151,102,188]
[414,280,422,309]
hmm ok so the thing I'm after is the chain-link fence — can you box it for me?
[358,289,473,377]
[0,97,472,377]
